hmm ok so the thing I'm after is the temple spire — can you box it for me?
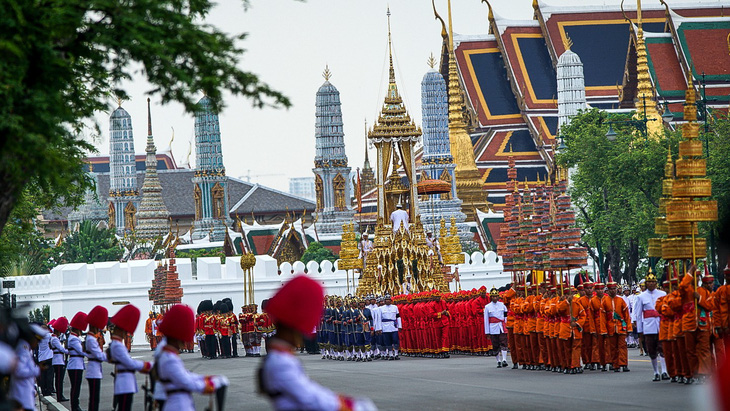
[444,0,490,219]
[147,97,153,136]
[387,7,395,84]
[633,0,662,137]
[363,118,370,166]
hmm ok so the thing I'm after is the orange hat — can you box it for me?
[266,275,324,335]
[702,264,714,283]
[87,306,108,329]
[54,317,69,334]
[70,312,88,331]
[110,304,141,334]
[160,304,195,342]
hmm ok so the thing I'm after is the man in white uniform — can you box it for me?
[484,287,509,368]
[634,272,668,381]
[367,297,382,359]
[359,233,374,271]
[389,203,409,233]
[377,296,402,360]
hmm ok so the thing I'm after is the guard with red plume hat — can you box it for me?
[50,316,70,402]
[68,312,88,410]
[157,304,229,410]
[86,306,108,411]
[259,275,375,411]
[108,304,152,410]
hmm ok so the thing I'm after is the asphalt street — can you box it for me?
[52,347,700,411]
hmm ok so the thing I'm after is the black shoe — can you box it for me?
[614,367,621,372]
[622,366,630,372]
[58,397,69,402]
[577,367,584,374]
[395,356,400,360]
[584,364,590,370]
[570,368,576,374]
[497,363,503,368]
[671,376,678,383]
[601,365,607,372]
[590,364,597,371]
[502,361,508,368]
[662,372,670,380]
[512,364,518,369]
[563,368,569,374]
[684,377,694,385]
[678,377,686,384]
[367,357,372,362]
[388,356,394,361]
[653,374,661,382]
[608,365,614,371]
[522,364,527,370]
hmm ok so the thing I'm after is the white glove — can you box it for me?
[211,375,229,389]
[353,397,378,411]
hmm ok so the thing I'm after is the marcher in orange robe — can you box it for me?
[503,286,518,368]
[144,312,157,350]
[679,265,716,383]
[602,278,632,372]
[590,282,607,370]
[577,278,595,370]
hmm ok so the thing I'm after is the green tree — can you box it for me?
[28,305,50,324]
[557,108,681,284]
[0,187,61,275]
[0,0,290,237]
[704,112,730,274]
[60,220,124,264]
[301,242,338,265]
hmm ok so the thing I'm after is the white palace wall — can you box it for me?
[12,252,508,345]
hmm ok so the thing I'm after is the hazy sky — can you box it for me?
[92,0,716,192]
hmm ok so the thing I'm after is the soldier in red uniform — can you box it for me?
[430,291,450,358]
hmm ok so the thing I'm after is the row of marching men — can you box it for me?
[317,295,401,361]
[394,288,493,358]
[194,299,274,360]
[11,304,228,411]
[484,264,729,384]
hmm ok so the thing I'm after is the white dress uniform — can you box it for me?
[108,336,150,394]
[262,343,341,411]
[157,347,225,411]
[153,338,168,404]
[38,333,52,362]
[483,302,508,334]
[378,304,401,332]
[634,289,667,335]
[0,341,16,375]
[50,334,68,365]
[389,209,409,232]
[9,341,40,411]
[67,333,86,370]
[85,333,106,379]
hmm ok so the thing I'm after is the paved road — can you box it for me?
[55,347,698,410]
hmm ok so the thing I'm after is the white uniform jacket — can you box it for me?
[108,337,151,395]
[484,302,508,335]
[9,341,40,411]
[67,333,86,370]
[85,333,106,379]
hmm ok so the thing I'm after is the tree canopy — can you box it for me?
[0,0,291,237]
[301,242,338,265]
[60,220,124,264]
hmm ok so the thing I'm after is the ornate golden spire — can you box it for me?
[322,65,332,81]
[445,0,490,219]
[387,7,395,84]
[633,0,663,138]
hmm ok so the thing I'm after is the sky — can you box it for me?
[91,0,720,192]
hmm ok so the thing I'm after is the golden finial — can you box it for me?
[387,7,395,84]
[147,97,152,136]
[562,33,573,51]
[115,94,123,108]
[636,0,643,32]
[532,0,539,10]
[427,53,437,69]
[88,162,94,173]
[481,0,494,23]
[322,65,332,81]
[184,140,192,167]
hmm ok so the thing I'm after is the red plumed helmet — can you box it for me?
[266,275,324,335]
[159,304,195,342]
[54,317,69,334]
[70,312,88,331]
[110,304,141,334]
[87,306,108,330]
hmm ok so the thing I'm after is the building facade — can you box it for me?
[107,104,139,233]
